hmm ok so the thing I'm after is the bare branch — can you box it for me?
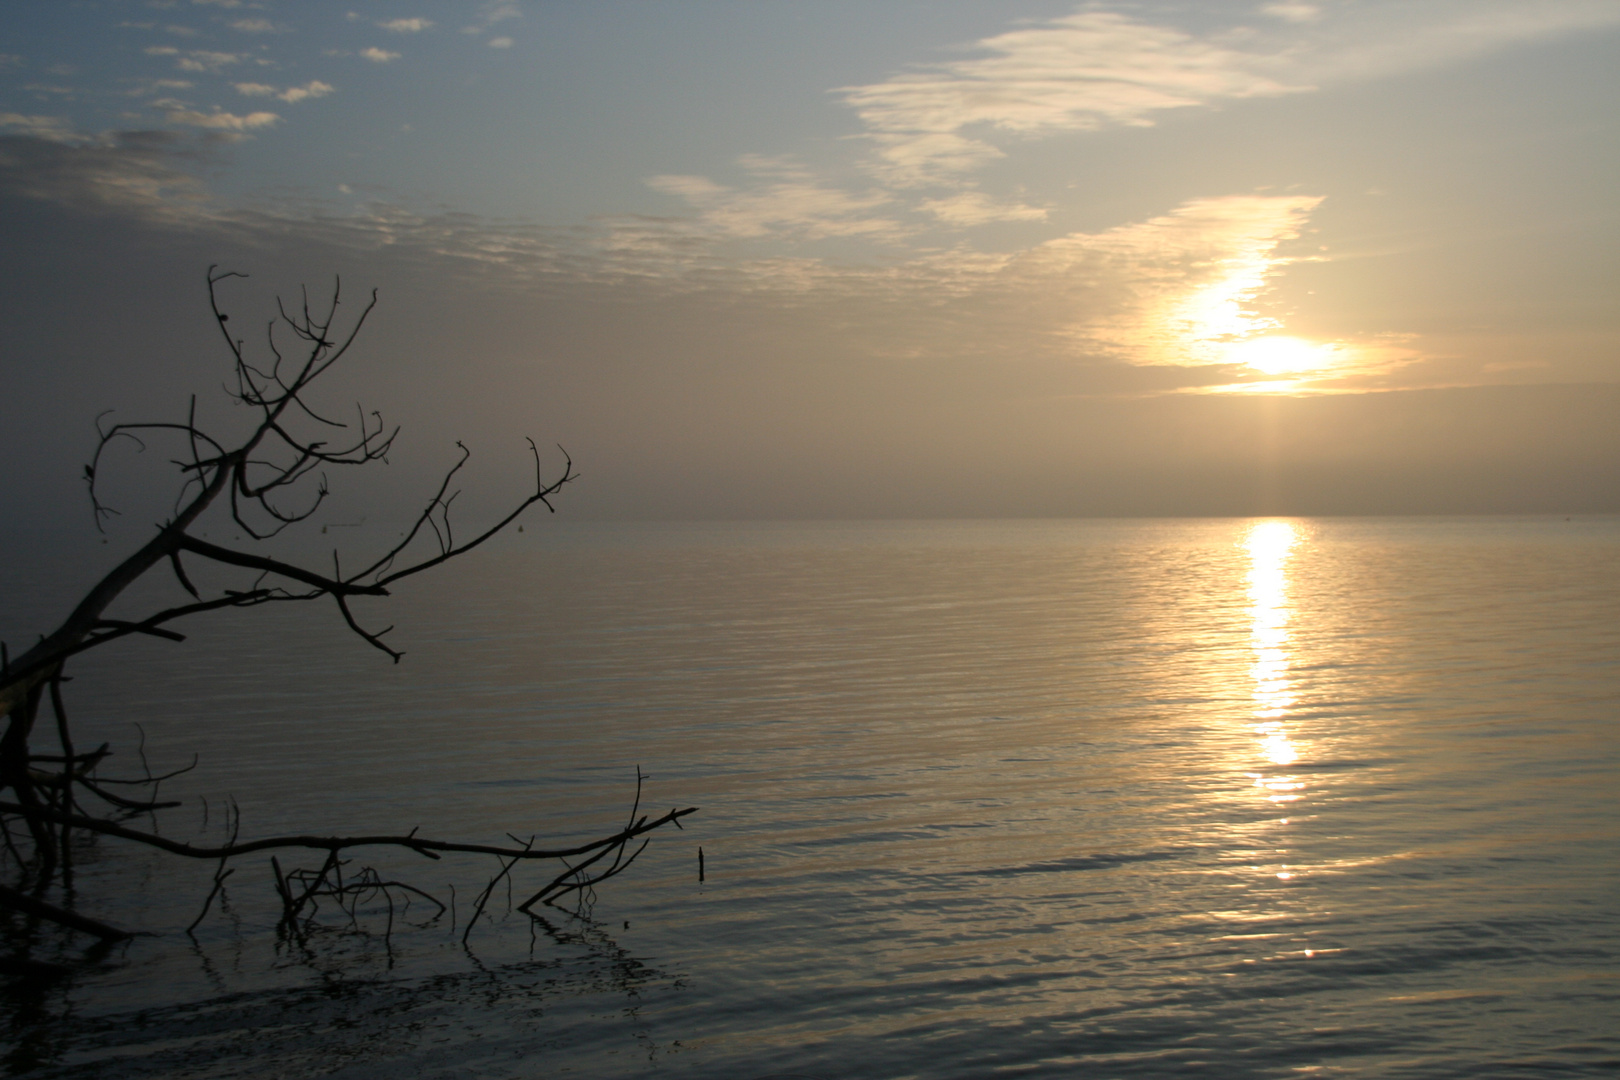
[376,443,575,588]
[175,535,387,597]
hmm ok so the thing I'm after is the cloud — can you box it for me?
[0,130,216,218]
[582,194,1353,380]
[379,18,433,33]
[841,12,1307,187]
[0,113,83,143]
[1033,194,1324,367]
[127,79,194,98]
[917,190,1047,226]
[0,129,1304,317]
[836,3,1620,189]
[174,50,244,72]
[0,126,1408,392]
[279,82,332,104]
[601,183,1341,375]
[1261,3,1323,23]
[626,8,1467,241]
[360,47,401,63]
[462,1,521,34]
[646,157,905,242]
[164,108,279,132]
[234,80,334,103]
[0,129,588,280]
[488,37,514,49]
[230,18,277,34]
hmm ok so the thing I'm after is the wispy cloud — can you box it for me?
[360,47,401,63]
[918,191,1047,227]
[841,12,1306,187]
[647,156,905,242]
[837,2,1620,189]
[230,18,277,34]
[0,113,82,143]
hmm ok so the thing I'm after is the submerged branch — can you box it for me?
[0,801,698,863]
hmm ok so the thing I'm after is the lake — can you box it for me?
[2,516,1617,1078]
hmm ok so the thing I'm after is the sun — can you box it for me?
[1226,335,1338,376]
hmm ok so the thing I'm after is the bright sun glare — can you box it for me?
[1226,336,1337,376]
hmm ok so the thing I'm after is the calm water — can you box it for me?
[1,516,1617,1078]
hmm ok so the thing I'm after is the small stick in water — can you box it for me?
[698,846,705,883]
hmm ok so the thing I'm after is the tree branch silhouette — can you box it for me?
[0,267,695,954]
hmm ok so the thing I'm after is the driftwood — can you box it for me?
[0,267,695,965]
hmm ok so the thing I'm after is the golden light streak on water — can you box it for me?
[1243,521,1305,831]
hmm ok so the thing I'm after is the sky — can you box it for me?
[2,0,1617,523]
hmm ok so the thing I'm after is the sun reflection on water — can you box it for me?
[1244,521,1304,817]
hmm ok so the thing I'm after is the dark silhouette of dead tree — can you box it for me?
[0,267,696,957]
